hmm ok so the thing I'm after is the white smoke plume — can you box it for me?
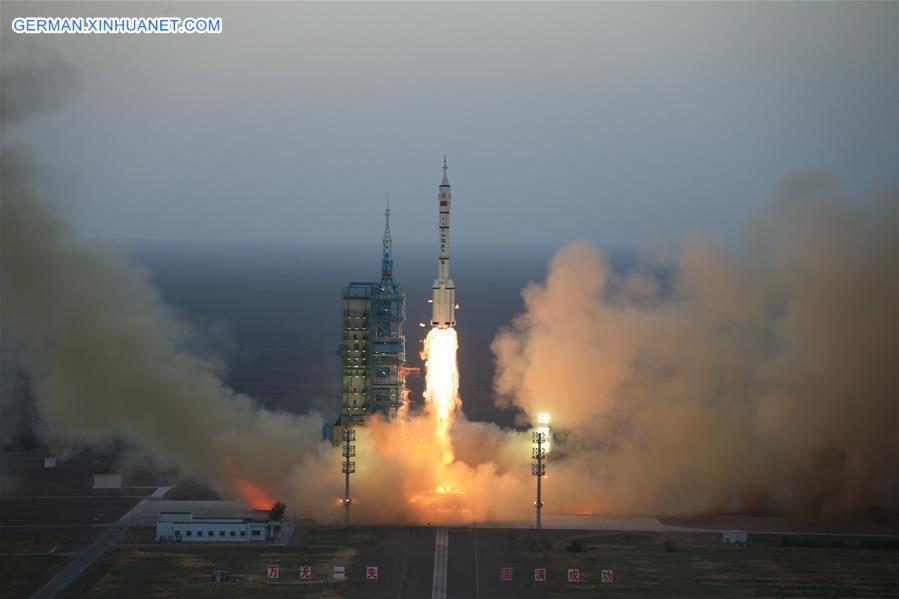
[491,178,897,518]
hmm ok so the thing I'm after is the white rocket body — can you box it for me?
[431,162,456,329]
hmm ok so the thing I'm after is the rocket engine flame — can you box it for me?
[421,327,460,465]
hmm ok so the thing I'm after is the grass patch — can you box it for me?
[0,526,103,553]
[115,526,156,544]
[860,537,899,550]
[576,532,659,546]
[500,530,899,597]
[0,555,69,599]
[76,527,376,598]
[305,527,373,547]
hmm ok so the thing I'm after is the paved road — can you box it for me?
[447,528,559,599]
[431,528,448,599]
[273,523,294,546]
[344,527,564,599]
[31,487,170,599]
[346,527,436,598]
[446,528,479,599]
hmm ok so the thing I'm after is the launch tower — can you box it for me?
[324,202,407,440]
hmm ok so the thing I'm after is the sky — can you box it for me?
[2,1,896,248]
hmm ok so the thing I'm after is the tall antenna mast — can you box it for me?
[381,193,393,284]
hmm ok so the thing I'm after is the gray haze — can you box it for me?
[2,1,897,247]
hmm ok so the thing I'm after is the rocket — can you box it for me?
[431,157,456,328]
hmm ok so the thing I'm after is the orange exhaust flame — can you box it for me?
[409,484,471,515]
[224,456,274,510]
[418,327,466,505]
[399,365,422,378]
[421,327,460,465]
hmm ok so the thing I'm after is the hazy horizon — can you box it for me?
[3,1,895,249]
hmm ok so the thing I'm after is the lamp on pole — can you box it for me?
[532,412,550,530]
[342,427,356,526]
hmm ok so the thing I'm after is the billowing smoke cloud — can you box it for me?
[0,40,526,524]
[284,417,535,525]
[0,38,80,452]
[3,37,894,524]
[0,39,326,508]
[492,178,897,518]
[1,149,329,501]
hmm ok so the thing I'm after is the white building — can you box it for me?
[155,512,274,543]
[722,530,749,545]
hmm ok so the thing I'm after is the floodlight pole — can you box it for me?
[536,433,543,530]
[532,431,545,530]
[342,426,356,526]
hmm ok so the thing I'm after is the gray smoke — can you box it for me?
[0,38,81,128]
[0,151,327,499]
[0,41,323,504]
[492,176,898,518]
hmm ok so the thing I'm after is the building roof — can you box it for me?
[157,511,270,524]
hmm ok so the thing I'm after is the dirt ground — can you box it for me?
[0,448,168,597]
[61,528,372,599]
[463,529,899,598]
[0,450,166,497]
[0,526,103,554]
[162,479,222,501]
[660,514,899,535]
[0,555,70,599]
[0,497,141,526]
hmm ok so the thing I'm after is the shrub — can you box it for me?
[861,538,898,550]
[268,501,286,521]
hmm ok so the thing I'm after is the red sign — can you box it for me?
[601,569,614,583]
[299,565,311,580]
[534,568,546,582]
[266,564,279,579]
[568,569,580,583]
[366,566,379,580]
[500,567,513,581]
[440,200,448,206]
